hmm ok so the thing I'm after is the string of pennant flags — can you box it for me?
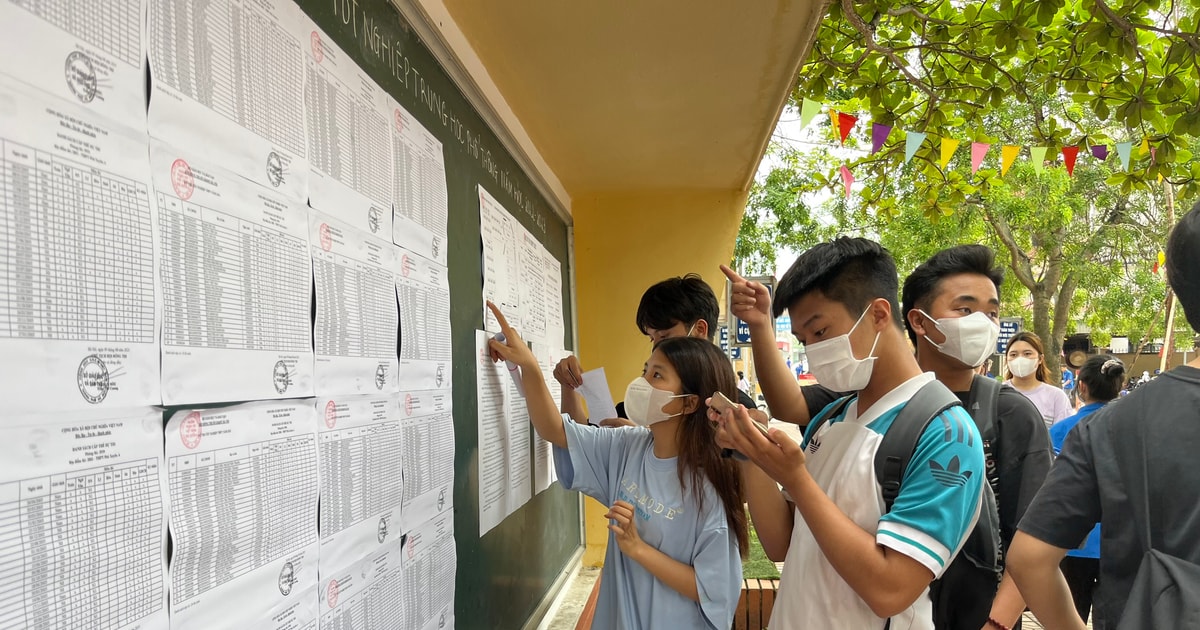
[798,98,1161,199]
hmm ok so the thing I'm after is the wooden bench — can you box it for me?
[733,578,780,630]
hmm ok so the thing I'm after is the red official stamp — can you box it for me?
[180,412,202,449]
[171,159,194,201]
[326,579,339,608]
[311,31,323,63]
[319,223,332,252]
[401,254,411,277]
[404,394,414,416]
[325,401,337,429]
[394,109,404,132]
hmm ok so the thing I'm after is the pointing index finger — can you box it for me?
[486,301,513,333]
[720,264,746,284]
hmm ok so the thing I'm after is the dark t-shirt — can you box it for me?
[1018,365,1200,629]
[801,381,1053,548]
[614,388,756,419]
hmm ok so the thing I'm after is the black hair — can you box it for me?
[737,371,744,378]
[901,245,1005,344]
[773,237,902,327]
[1167,202,1200,332]
[1077,354,1125,402]
[636,274,719,341]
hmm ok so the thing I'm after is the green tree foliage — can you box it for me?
[737,0,1197,374]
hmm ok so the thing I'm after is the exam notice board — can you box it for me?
[0,0,578,629]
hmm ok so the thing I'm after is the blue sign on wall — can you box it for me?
[997,318,1023,354]
[736,319,752,344]
[719,325,729,352]
[730,347,741,359]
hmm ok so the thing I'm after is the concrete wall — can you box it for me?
[572,189,747,565]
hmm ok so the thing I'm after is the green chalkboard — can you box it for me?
[294,1,580,628]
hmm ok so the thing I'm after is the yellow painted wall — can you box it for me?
[571,189,747,566]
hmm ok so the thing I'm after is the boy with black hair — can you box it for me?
[715,237,984,630]
[554,273,755,425]
[725,245,1052,628]
[1009,203,1200,628]
[901,245,1052,629]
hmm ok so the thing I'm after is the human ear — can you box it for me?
[681,394,699,415]
[693,319,709,339]
[907,308,929,337]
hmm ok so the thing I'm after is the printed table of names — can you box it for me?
[1,140,155,343]
[159,193,310,352]
[168,434,318,602]
[0,460,165,630]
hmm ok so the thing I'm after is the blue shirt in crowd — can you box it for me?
[1048,402,1104,558]
[553,416,741,630]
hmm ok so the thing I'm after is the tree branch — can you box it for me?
[886,5,957,26]
[984,206,1037,290]
[839,0,938,99]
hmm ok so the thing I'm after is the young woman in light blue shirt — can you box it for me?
[487,302,747,630]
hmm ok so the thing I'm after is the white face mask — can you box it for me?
[805,307,880,393]
[1009,356,1039,378]
[623,377,688,427]
[919,310,1000,368]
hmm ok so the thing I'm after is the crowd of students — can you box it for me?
[485,202,1200,630]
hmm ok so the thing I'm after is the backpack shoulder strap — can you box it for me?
[804,394,855,444]
[968,375,1002,507]
[875,380,963,511]
[967,375,1000,438]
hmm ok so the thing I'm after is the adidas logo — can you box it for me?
[807,438,821,455]
[929,456,973,487]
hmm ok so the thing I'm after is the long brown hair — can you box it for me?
[654,337,749,556]
[1006,330,1051,383]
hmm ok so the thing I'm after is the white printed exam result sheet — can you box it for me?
[152,142,314,405]
[166,400,320,630]
[0,76,161,414]
[0,408,168,630]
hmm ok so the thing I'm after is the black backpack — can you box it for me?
[810,377,1003,630]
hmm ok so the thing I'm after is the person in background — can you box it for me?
[1009,202,1200,628]
[737,371,751,395]
[1005,331,1073,429]
[1047,354,1126,625]
[552,274,756,427]
[488,301,747,630]
[1061,365,1077,407]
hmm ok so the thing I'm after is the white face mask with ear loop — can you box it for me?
[918,309,1000,368]
[804,307,881,393]
[1009,356,1039,378]
[623,377,690,427]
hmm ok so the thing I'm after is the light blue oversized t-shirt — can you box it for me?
[553,416,741,630]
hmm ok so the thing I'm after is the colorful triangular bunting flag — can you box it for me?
[904,131,927,164]
[837,112,859,145]
[871,123,893,154]
[1139,137,1150,155]
[970,142,990,174]
[1030,146,1048,172]
[1062,146,1080,176]
[829,110,839,138]
[940,138,961,169]
[800,98,822,129]
[1000,145,1020,177]
[839,165,854,199]
[1116,142,1133,170]
[1091,145,1108,161]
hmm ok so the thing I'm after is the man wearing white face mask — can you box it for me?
[902,245,1053,630]
[717,238,985,630]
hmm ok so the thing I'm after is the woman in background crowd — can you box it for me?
[1005,331,1074,429]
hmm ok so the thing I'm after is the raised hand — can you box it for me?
[486,301,538,370]
[553,355,584,390]
[720,264,774,332]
